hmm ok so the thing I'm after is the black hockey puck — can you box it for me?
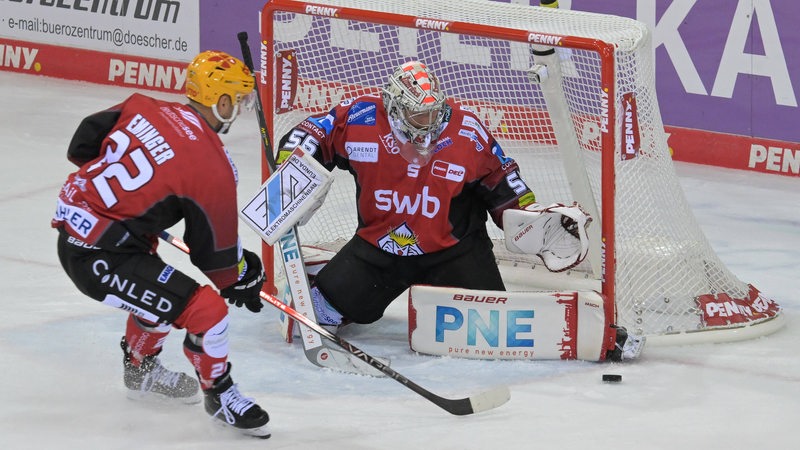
[602,374,622,383]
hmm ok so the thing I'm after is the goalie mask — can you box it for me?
[382,61,446,164]
[186,50,256,133]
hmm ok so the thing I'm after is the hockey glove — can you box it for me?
[220,249,265,313]
[502,202,591,272]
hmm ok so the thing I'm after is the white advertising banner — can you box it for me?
[0,0,198,62]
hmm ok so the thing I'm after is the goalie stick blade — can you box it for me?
[309,345,390,377]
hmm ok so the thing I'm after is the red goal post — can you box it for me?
[257,0,783,344]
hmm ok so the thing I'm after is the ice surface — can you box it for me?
[1,71,797,449]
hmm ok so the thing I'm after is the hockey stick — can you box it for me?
[235,31,375,374]
[159,231,511,416]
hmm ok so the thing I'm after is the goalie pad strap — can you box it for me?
[408,285,611,361]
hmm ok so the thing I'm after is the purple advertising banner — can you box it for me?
[200,0,799,145]
[568,0,799,145]
[200,0,264,71]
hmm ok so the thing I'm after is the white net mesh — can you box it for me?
[260,0,781,340]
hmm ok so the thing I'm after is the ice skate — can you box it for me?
[121,338,201,404]
[204,363,270,439]
[606,326,646,362]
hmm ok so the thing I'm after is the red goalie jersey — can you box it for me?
[278,95,536,255]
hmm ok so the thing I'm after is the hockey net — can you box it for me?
[258,0,783,343]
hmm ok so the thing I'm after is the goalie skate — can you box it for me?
[606,326,646,362]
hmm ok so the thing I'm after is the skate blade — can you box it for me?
[211,417,271,439]
[126,389,202,405]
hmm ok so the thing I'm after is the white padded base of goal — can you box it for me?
[500,264,786,346]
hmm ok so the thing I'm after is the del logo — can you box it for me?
[435,306,535,347]
[431,160,465,182]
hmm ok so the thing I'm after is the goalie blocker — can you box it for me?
[409,285,622,361]
[240,148,332,245]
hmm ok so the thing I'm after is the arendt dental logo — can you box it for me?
[431,160,465,182]
[621,92,640,160]
[305,5,339,16]
[415,18,450,31]
[345,142,379,162]
[527,32,562,46]
[276,50,298,114]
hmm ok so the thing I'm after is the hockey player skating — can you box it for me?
[274,61,643,362]
[53,51,270,438]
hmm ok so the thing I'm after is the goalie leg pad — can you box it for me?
[409,285,612,361]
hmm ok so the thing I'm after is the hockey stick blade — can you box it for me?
[424,384,511,416]
[160,231,510,415]
[260,287,511,415]
[310,343,390,377]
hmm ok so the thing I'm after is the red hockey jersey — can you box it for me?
[53,93,243,289]
[279,95,535,255]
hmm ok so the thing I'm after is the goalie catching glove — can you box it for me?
[503,202,591,272]
[220,249,265,313]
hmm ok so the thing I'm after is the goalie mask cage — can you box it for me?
[258,0,783,344]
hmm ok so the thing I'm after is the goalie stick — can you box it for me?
[236,31,381,375]
[159,231,510,416]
